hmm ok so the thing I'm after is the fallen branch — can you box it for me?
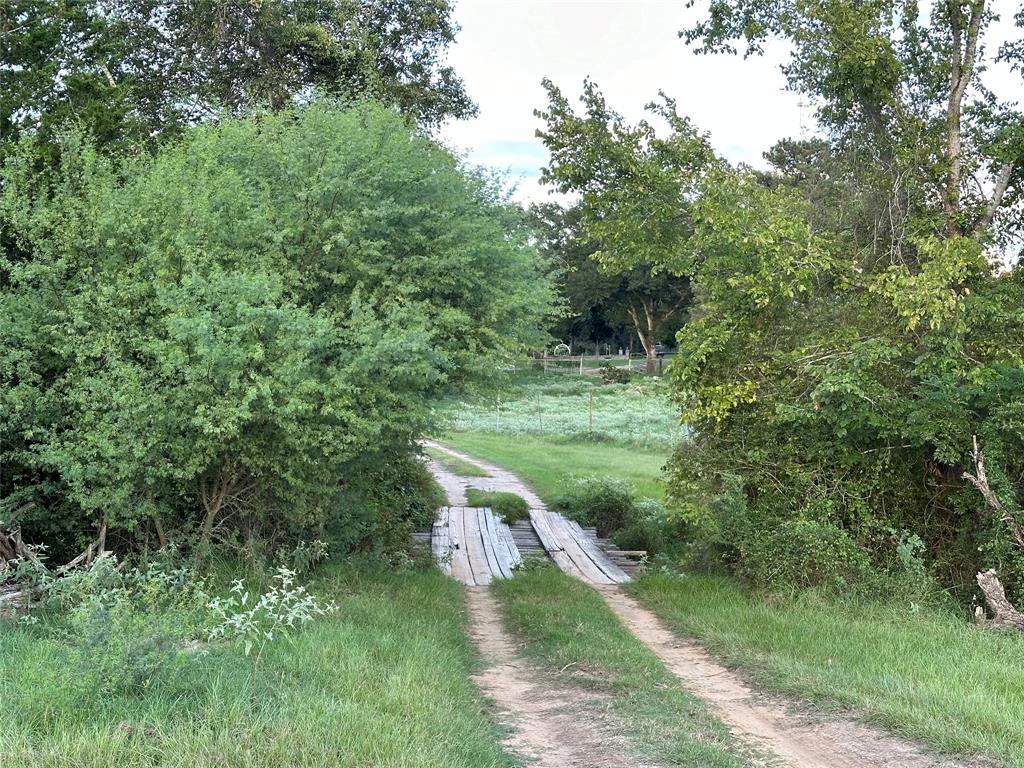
[962,435,1024,549]
[973,569,1024,631]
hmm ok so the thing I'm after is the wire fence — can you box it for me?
[535,353,676,377]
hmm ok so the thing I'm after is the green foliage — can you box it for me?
[206,566,337,665]
[464,488,530,525]
[42,555,210,695]
[527,202,691,363]
[599,362,633,384]
[612,498,678,556]
[552,476,635,536]
[538,3,1024,598]
[0,102,554,555]
[0,0,474,162]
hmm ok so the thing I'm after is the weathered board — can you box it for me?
[432,506,522,586]
[529,509,631,585]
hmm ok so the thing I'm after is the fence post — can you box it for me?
[579,355,584,376]
[589,390,593,434]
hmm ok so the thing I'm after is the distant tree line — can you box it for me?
[528,202,690,372]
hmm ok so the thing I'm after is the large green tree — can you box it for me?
[0,0,474,159]
[535,80,711,372]
[0,103,552,556]
[529,202,691,367]
[666,0,1024,593]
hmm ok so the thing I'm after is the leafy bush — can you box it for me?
[46,555,209,694]
[599,362,632,384]
[0,102,554,557]
[734,519,872,591]
[327,453,447,555]
[612,498,675,555]
[464,488,530,524]
[553,476,636,536]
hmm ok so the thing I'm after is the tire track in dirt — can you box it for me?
[466,586,658,768]
[597,586,988,768]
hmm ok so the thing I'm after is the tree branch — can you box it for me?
[963,434,1024,548]
[974,161,1014,237]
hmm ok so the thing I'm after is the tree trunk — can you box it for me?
[626,302,657,374]
[973,569,1024,631]
[962,435,1024,548]
[943,0,985,235]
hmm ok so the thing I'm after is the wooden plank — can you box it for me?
[476,507,502,581]
[529,510,587,581]
[432,519,450,576]
[447,507,473,586]
[564,517,631,584]
[496,517,522,573]
[462,507,492,586]
[544,512,615,585]
[485,510,517,578]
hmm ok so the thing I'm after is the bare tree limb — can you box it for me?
[962,434,1024,548]
[974,161,1014,237]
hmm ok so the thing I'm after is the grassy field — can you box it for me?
[631,573,1024,767]
[439,431,668,501]
[438,370,684,449]
[0,565,512,768]
[493,566,745,767]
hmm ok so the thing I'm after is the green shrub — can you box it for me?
[465,488,530,524]
[553,476,635,536]
[45,555,210,695]
[733,518,872,591]
[327,452,446,554]
[1,102,554,558]
[599,362,632,384]
[206,565,336,665]
[612,498,674,555]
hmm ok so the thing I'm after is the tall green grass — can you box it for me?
[493,567,745,767]
[631,573,1024,766]
[0,565,512,768]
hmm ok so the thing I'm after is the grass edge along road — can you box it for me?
[493,565,748,768]
[630,573,1024,767]
[0,565,513,768]
[438,431,668,502]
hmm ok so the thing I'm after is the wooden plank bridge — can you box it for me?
[432,505,632,586]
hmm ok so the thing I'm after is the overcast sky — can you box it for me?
[439,0,1021,206]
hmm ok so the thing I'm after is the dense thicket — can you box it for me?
[0,103,553,558]
[540,1,1024,596]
